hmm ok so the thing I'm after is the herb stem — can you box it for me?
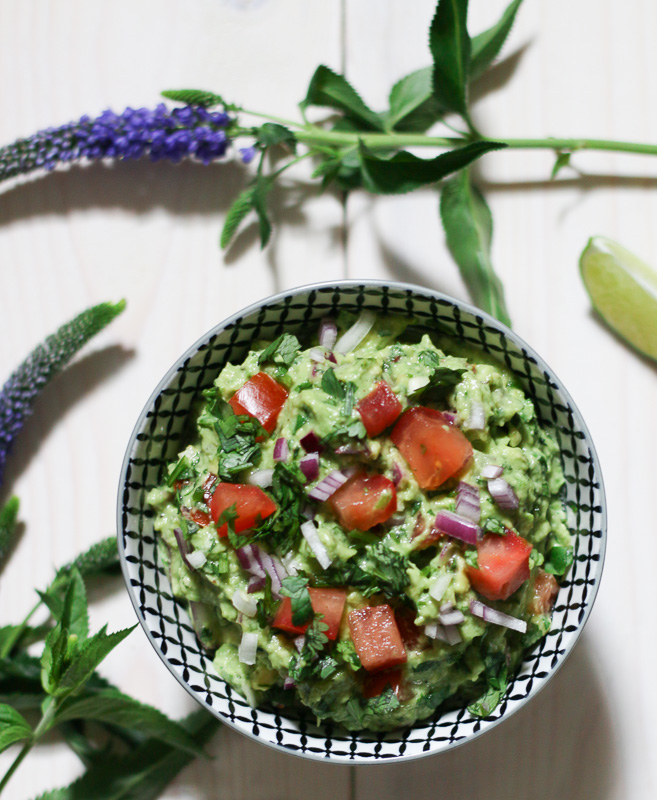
[239,108,306,129]
[0,697,59,796]
[486,136,657,156]
[0,740,31,796]
[0,598,41,659]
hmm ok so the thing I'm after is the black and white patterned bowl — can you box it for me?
[117,281,606,764]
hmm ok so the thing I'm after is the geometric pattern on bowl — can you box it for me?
[118,281,606,764]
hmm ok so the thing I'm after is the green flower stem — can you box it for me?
[0,698,58,797]
[292,125,657,157]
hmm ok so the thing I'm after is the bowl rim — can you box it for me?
[117,278,607,764]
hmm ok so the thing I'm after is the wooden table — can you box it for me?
[0,1,654,797]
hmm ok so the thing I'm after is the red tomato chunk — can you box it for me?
[329,472,397,531]
[390,406,472,490]
[272,588,347,640]
[209,483,277,537]
[348,604,407,672]
[466,531,532,601]
[356,381,402,437]
[528,570,559,616]
[228,372,288,434]
[362,669,402,699]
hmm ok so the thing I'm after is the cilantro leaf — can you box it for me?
[544,545,573,576]
[464,548,479,569]
[258,334,301,369]
[335,639,362,671]
[482,517,506,535]
[366,685,400,715]
[201,398,263,480]
[318,543,410,599]
[410,362,466,402]
[246,463,308,554]
[289,618,329,682]
[321,368,345,400]
[256,575,277,627]
[280,577,312,626]
[468,659,508,718]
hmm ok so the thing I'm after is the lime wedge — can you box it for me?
[579,236,657,362]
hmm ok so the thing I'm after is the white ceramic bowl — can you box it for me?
[117,280,606,764]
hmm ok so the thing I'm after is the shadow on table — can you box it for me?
[353,633,618,800]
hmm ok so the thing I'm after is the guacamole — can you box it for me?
[147,313,571,731]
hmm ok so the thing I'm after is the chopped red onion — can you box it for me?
[334,442,371,457]
[443,624,462,645]
[186,550,207,570]
[391,462,403,486]
[481,464,503,479]
[326,352,337,364]
[239,631,259,665]
[309,347,327,363]
[300,431,324,454]
[307,469,348,502]
[273,438,289,462]
[319,318,338,351]
[301,520,332,569]
[439,608,465,626]
[294,635,306,653]
[487,477,519,511]
[232,589,257,618]
[440,601,454,613]
[465,401,485,431]
[299,452,320,482]
[247,575,265,593]
[301,504,316,520]
[174,528,196,572]
[246,468,274,488]
[283,677,296,690]
[334,310,376,354]
[470,599,527,633]
[433,510,480,546]
[237,544,287,597]
[236,545,267,580]
[429,573,452,603]
[443,411,457,424]
[456,482,481,523]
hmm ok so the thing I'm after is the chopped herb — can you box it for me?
[482,517,507,535]
[335,639,361,671]
[206,553,230,576]
[256,575,277,627]
[294,381,313,392]
[317,543,410,599]
[529,549,545,570]
[317,655,339,680]
[342,381,357,416]
[200,398,264,480]
[464,548,479,569]
[410,364,466,402]
[345,698,364,728]
[323,419,367,444]
[166,455,195,487]
[280,576,312,626]
[292,413,308,434]
[467,656,508,718]
[544,545,573,576]
[289,618,329,682]
[258,333,301,368]
[367,685,400,715]
[321,368,345,400]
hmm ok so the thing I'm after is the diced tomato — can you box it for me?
[528,570,559,615]
[272,588,347,640]
[348,604,407,672]
[209,483,277,537]
[390,406,473,490]
[362,669,402,699]
[329,472,397,531]
[394,607,423,650]
[466,532,532,601]
[181,506,211,527]
[356,382,402,437]
[228,372,288,434]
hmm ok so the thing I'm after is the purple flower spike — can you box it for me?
[240,146,257,165]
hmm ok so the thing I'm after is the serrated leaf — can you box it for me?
[52,625,135,700]
[41,624,71,695]
[0,495,19,568]
[302,65,384,131]
[387,67,444,132]
[440,169,511,325]
[160,89,227,108]
[56,537,120,582]
[54,689,201,756]
[255,123,297,152]
[220,186,256,249]
[470,0,523,81]
[33,710,219,800]
[61,568,89,641]
[429,0,471,120]
[358,140,506,195]
[251,177,274,248]
[0,703,32,753]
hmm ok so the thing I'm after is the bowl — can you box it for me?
[117,280,606,764]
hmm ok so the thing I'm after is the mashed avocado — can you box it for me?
[147,314,571,731]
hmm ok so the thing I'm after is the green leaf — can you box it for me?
[255,123,297,152]
[366,685,400,715]
[359,140,506,195]
[551,150,571,180]
[0,702,32,753]
[302,65,384,131]
[61,568,89,641]
[161,89,228,108]
[386,67,444,132]
[252,176,274,248]
[33,709,219,800]
[410,359,466,402]
[468,660,507,717]
[544,545,573,576]
[440,169,511,326]
[54,689,201,756]
[470,0,523,81]
[258,333,301,368]
[429,0,471,120]
[56,537,120,582]
[53,625,136,700]
[0,496,19,568]
[320,368,345,400]
[220,185,256,249]
[41,624,72,695]
[280,577,312,626]
[464,548,479,569]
